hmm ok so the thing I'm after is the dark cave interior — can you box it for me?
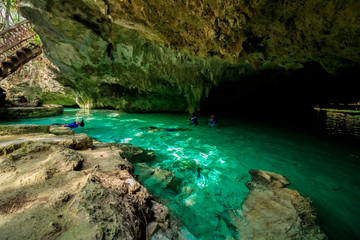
[201,62,360,116]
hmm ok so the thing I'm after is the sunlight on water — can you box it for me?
[1,109,360,240]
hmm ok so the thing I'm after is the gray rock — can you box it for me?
[233,170,327,240]
[49,126,74,136]
[0,124,50,136]
[246,169,290,189]
[0,105,63,120]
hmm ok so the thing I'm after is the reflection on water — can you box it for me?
[315,110,360,139]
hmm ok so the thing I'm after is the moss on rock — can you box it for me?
[40,92,77,107]
[20,0,360,112]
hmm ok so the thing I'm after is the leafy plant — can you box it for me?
[33,35,40,46]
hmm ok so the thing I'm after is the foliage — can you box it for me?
[1,1,41,46]
[33,34,40,45]
[0,0,23,29]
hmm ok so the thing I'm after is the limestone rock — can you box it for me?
[0,124,50,136]
[151,200,169,224]
[116,143,155,163]
[0,125,183,240]
[70,133,93,150]
[135,163,174,193]
[0,54,78,108]
[46,147,84,171]
[20,0,360,112]
[0,141,51,157]
[73,169,173,239]
[0,105,63,120]
[233,170,327,240]
[246,169,290,189]
[51,191,72,207]
[0,133,93,155]
[49,126,74,136]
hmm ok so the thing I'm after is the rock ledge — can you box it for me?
[232,169,327,240]
[0,124,184,240]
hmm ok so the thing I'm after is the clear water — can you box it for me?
[1,109,360,240]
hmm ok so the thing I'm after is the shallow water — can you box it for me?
[2,109,360,240]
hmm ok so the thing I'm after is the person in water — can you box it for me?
[54,119,85,128]
[189,113,198,126]
[143,126,186,132]
[208,114,218,127]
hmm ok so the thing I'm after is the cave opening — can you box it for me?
[200,63,360,118]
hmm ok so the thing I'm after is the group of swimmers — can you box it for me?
[189,113,218,127]
[56,113,217,131]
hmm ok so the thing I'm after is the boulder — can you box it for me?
[233,170,327,240]
[49,126,74,135]
[246,169,290,189]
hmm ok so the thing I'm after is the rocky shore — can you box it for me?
[0,125,184,239]
[0,104,64,120]
[0,124,327,239]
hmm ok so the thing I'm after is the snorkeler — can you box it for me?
[189,113,198,126]
[208,114,218,127]
[53,119,85,128]
[142,126,187,133]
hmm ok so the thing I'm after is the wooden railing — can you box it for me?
[0,20,42,80]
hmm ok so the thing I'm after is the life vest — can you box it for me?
[65,122,79,128]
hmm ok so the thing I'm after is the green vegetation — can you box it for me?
[40,92,78,107]
[0,0,23,30]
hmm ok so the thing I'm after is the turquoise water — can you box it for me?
[1,109,360,240]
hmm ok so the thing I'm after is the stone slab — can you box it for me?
[0,124,50,136]
[0,104,63,119]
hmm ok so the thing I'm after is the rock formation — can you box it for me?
[0,125,329,239]
[232,169,327,240]
[0,104,64,120]
[0,54,77,107]
[19,0,360,112]
[0,125,186,239]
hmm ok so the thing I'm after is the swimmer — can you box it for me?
[53,119,85,128]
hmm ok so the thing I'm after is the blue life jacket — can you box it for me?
[208,117,217,126]
[65,122,79,128]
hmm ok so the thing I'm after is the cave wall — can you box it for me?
[0,54,77,107]
[20,0,360,112]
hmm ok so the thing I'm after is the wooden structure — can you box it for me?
[0,20,42,80]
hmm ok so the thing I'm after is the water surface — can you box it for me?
[2,109,360,240]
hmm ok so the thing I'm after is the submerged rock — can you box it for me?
[135,163,175,194]
[233,169,327,240]
[246,169,290,189]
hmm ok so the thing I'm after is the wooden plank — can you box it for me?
[0,45,42,80]
[0,32,36,55]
